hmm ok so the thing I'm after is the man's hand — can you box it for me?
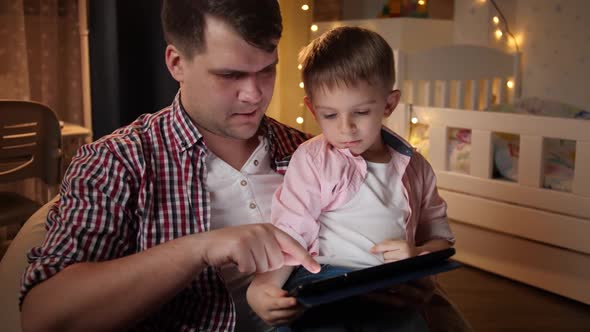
[199,223,320,274]
[247,274,304,326]
[370,239,421,262]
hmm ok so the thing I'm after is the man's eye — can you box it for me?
[219,72,242,80]
[261,66,276,74]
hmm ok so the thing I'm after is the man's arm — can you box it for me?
[21,224,319,332]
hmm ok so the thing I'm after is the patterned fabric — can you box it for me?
[20,92,309,331]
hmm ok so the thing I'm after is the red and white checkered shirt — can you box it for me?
[21,93,309,331]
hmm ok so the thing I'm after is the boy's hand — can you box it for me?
[246,280,304,326]
[370,239,421,262]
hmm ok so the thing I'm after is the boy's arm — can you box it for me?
[247,266,304,326]
[272,144,325,257]
[415,153,455,245]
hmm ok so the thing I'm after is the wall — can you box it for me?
[454,0,590,110]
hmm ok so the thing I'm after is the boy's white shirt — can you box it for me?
[315,159,410,269]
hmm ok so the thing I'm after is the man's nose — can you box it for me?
[238,76,263,104]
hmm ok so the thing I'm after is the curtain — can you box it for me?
[0,0,83,124]
[0,0,85,246]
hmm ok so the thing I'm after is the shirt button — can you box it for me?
[249,202,257,209]
[253,160,259,166]
[240,180,247,186]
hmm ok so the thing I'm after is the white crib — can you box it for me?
[384,45,590,305]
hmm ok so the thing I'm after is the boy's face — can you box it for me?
[305,80,400,162]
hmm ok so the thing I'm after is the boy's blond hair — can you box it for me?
[299,26,395,99]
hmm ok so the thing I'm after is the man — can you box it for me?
[20,1,468,331]
[20,1,318,331]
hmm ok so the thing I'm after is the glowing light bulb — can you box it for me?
[411,117,419,124]
[299,82,304,88]
[493,16,500,24]
[418,0,425,5]
[310,24,318,32]
[506,80,514,89]
[297,64,302,70]
[301,4,309,11]
[296,117,304,124]
[495,29,503,39]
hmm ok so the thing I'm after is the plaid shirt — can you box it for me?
[21,93,309,331]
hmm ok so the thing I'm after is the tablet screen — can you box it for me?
[287,247,457,299]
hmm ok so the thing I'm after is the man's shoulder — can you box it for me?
[96,108,173,147]
[265,116,311,155]
[82,107,176,166]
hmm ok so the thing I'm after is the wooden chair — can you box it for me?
[0,100,62,229]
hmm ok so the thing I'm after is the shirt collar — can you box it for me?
[170,91,204,153]
[381,126,414,157]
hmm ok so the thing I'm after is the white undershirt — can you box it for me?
[206,136,282,332]
[316,159,410,269]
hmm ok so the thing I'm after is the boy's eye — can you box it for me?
[355,110,370,115]
[322,113,336,119]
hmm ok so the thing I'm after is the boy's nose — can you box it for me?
[338,116,356,134]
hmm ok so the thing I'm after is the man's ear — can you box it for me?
[303,96,317,119]
[384,89,401,117]
[165,45,184,82]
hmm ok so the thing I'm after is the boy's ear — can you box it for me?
[384,89,401,117]
[165,45,184,82]
[303,96,317,119]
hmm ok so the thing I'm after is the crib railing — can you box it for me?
[394,46,521,110]
[385,103,590,219]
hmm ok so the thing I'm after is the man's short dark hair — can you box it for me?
[161,0,282,57]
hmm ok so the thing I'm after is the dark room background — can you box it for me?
[88,0,178,139]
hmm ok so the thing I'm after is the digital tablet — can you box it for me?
[286,247,461,307]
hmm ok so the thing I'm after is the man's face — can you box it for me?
[306,81,399,162]
[168,16,278,142]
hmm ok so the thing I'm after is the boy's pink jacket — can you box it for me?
[272,127,455,257]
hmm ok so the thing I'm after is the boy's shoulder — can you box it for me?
[295,134,331,156]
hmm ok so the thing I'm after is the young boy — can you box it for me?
[247,26,455,330]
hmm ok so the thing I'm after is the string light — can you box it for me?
[296,117,304,124]
[411,117,419,124]
[301,4,309,11]
[489,0,520,52]
[310,24,318,32]
[506,80,514,89]
[297,64,302,70]
[299,82,304,88]
[418,0,425,5]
